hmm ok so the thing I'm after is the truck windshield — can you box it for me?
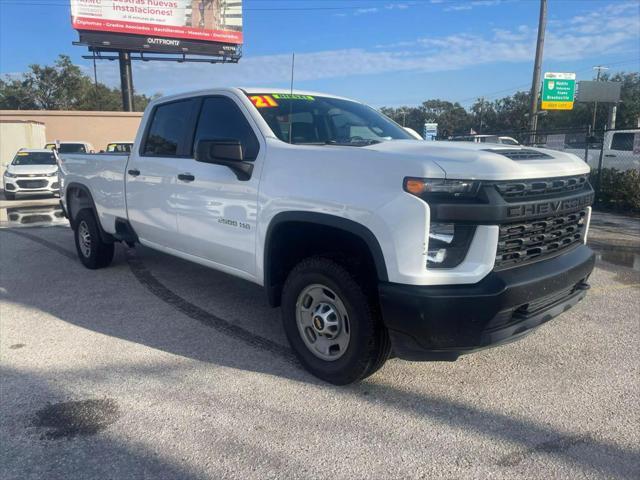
[246,93,413,146]
[12,152,56,165]
[107,143,132,153]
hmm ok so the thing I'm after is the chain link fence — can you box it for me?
[451,127,640,212]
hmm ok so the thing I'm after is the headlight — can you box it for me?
[427,223,476,269]
[3,171,16,178]
[404,178,480,197]
[45,171,59,177]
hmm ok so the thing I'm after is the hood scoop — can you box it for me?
[483,148,553,161]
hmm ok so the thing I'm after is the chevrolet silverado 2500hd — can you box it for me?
[59,88,595,384]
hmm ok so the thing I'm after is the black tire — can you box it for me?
[281,257,391,385]
[4,192,15,200]
[73,209,115,269]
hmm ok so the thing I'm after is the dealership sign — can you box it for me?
[541,72,576,110]
[70,0,243,56]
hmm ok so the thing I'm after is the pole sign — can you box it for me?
[541,72,576,110]
[70,0,243,57]
[423,123,438,141]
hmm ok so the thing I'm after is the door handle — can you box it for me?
[178,173,195,182]
[604,154,616,158]
[128,169,140,177]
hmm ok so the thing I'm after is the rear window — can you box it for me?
[610,133,634,151]
[143,99,197,156]
[12,152,56,165]
[57,143,87,153]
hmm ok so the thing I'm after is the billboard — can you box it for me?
[576,81,622,103]
[71,0,243,56]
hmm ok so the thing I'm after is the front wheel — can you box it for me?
[73,209,115,269]
[281,257,391,385]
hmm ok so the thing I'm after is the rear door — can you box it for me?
[605,131,639,171]
[126,97,198,249]
[173,95,263,277]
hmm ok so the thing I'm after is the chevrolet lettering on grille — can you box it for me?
[506,193,594,220]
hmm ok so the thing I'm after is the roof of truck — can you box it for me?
[152,87,352,105]
[240,87,349,99]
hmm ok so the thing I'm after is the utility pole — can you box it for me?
[118,51,134,112]
[591,65,608,131]
[528,0,547,141]
[478,97,485,134]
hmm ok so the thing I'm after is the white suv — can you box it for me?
[2,149,60,200]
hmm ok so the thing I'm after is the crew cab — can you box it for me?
[58,88,595,384]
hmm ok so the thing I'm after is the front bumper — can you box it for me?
[3,176,60,195]
[379,244,595,361]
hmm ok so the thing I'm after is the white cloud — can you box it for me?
[89,1,638,95]
[335,3,410,17]
[444,0,502,12]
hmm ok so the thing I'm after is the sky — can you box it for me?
[0,0,638,108]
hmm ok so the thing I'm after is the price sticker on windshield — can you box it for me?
[250,95,279,108]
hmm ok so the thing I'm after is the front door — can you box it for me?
[173,95,263,277]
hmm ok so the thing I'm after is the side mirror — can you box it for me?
[195,139,253,181]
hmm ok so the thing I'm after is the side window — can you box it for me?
[610,133,633,152]
[193,97,260,160]
[143,99,196,156]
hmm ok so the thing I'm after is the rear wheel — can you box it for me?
[281,257,390,385]
[73,210,114,269]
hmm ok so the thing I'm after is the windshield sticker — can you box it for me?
[250,95,279,108]
[17,152,29,156]
[272,94,315,101]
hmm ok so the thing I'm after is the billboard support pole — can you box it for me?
[528,0,547,143]
[118,51,134,112]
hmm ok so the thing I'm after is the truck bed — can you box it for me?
[59,153,129,234]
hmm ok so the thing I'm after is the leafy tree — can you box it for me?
[379,70,638,137]
[0,54,156,111]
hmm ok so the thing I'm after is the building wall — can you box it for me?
[0,121,47,176]
[0,110,143,153]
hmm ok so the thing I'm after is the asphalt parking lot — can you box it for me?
[1,197,639,479]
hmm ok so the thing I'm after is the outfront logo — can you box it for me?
[146,38,180,47]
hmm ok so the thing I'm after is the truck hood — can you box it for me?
[7,164,58,175]
[366,140,590,180]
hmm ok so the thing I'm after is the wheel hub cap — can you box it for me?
[78,221,91,258]
[296,284,351,361]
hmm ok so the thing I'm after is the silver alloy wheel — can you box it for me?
[295,284,351,361]
[77,220,92,258]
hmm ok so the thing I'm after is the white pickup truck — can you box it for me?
[59,88,596,384]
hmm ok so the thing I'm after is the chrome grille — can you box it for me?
[16,180,47,189]
[495,210,587,270]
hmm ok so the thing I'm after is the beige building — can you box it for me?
[0,110,143,154]
[0,120,47,174]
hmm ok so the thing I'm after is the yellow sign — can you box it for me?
[541,101,574,110]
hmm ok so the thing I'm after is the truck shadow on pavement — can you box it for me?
[2,227,639,478]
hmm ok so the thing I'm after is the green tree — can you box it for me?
[380,70,638,136]
[0,54,156,111]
